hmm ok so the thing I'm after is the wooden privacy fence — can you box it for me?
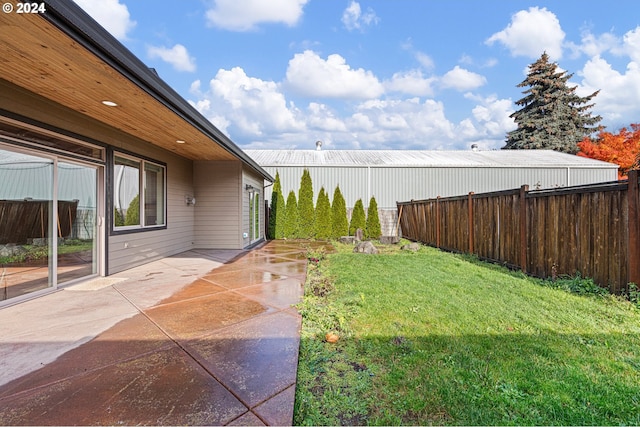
[397,170,640,294]
[0,199,79,245]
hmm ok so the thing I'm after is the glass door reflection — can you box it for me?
[0,148,54,300]
[56,161,97,285]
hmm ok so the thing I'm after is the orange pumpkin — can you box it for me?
[325,332,339,343]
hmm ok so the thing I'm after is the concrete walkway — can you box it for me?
[0,240,328,426]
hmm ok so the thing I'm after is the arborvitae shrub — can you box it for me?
[314,187,332,240]
[349,198,366,236]
[331,185,348,238]
[284,190,299,238]
[297,169,315,239]
[268,171,282,239]
[365,196,381,239]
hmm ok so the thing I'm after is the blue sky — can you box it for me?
[73,0,640,151]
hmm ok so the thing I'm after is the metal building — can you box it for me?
[245,148,619,235]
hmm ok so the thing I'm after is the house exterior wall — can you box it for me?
[193,160,242,249]
[2,79,255,274]
[107,140,195,274]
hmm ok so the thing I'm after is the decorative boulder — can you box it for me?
[0,244,26,258]
[379,236,400,245]
[339,236,356,244]
[353,241,378,254]
[401,242,421,252]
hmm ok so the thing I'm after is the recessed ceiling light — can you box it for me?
[176,140,186,144]
[101,100,118,107]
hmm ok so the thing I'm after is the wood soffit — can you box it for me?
[0,4,237,161]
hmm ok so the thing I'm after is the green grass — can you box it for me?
[0,239,93,264]
[294,243,640,425]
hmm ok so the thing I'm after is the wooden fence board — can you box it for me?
[398,175,639,294]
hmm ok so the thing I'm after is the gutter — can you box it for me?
[43,0,273,183]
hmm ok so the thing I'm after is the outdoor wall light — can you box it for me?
[245,184,255,192]
[101,100,118,107]
[185,195,196,206]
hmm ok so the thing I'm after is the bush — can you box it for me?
[268,171,284,239]
[314,187,332,240]
[284,190,300,238]
[298,169,315,239]
[365,196,381,239]
[331,186,348,238]
[349,199,366,236]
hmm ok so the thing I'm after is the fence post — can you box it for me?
[436,196,441,248]
[628,170,640,287]
[519,185,529,273]
[468,192,474,254]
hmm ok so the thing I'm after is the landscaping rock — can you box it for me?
[339,236,356,244]
[401,242,421,252]
[0,244,26,258]
[353,241,378,254]
[379,235,400,245]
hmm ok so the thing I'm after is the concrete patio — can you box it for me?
[0,240,329,426]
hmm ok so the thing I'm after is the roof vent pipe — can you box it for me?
[471,143,479,152]
[315,140,323,151]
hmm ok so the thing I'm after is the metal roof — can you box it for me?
[245,149,618,169]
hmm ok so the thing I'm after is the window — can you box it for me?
[249,191,260,241]
[114,154,165,229]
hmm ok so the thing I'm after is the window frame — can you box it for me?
[111,151,166,234]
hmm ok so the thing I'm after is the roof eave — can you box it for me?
[43,0,272,182]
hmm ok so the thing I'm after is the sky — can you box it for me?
[72,0,640,151]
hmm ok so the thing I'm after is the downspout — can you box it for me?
[566,166,571,187]
[367,166,371,202]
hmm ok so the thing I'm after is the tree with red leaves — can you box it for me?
[577,124,640,179]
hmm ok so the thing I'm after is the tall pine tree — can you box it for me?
[284,190,299,239]
[349,199,366,236]
[297,169,315,239]
[331,185,348,239]
[365,196,381,239]
[314,187,332,240]
[504,52,601,154]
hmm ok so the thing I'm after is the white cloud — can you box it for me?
[206,0,308,31]
[486,7,565,60]
[470,95,516,138]
[623,27,640,63]
[147,44,196,72]
[384,70,436,96]
[415,52,435,70]
[440,66,487,91]
[189,68,514,150]
[72,0,135,40]
[307,103,348,132]
[285,50,385,99]
[190,67,305,138]
[577,56,640,124]
[342,1,379,32]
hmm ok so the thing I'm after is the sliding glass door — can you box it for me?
[0,148,54,300]
[0,145,101,302]
[57,161,98,285]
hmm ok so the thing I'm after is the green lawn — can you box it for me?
[294,243,640,426]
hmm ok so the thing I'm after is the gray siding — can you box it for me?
[108,136,196,274]
[194,160,242,249]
